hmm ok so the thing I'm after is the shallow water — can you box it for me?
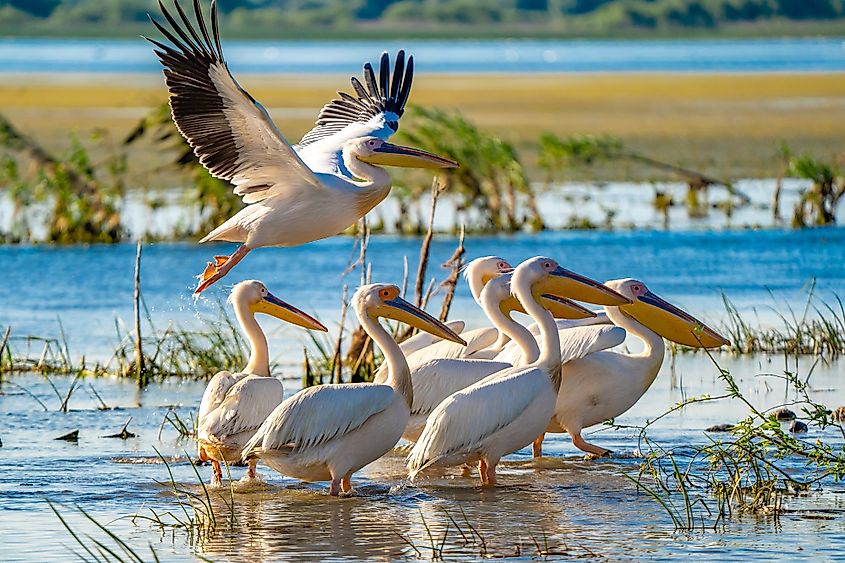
[1,352,844,561]
[1,218,844,367]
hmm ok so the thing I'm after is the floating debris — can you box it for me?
[789,420,809,433]
[55,430,79,442]
[706,423,735,432]
[772,407,796,421]
[102,418,137,439]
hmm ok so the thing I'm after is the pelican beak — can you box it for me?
[538,266,632,306]
[361,143,459,169]
[480,267,513,287]
[502,294,596,320]
[621,290,730,348]
[250,292,328,332]
[378,296,466,345]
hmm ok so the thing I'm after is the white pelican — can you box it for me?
[407,257,630,486]
[197,280,327,486]
[399,272,617,443]
[147,0,458,294]
[532,278,730,458]
[242,283,465,496]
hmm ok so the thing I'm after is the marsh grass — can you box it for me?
[626,350,845,531]
[719,283,845,357]
[1,302,250,385]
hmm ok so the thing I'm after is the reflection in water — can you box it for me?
[2,353,845,561]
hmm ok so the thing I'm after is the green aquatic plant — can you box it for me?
[719,284,845,357]
[0,113,126,244]
[539,132,749,222]
[398,106,545,233]
[787,149,845,227]
[627,350,845,530]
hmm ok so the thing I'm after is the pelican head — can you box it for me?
[353,283,466,345]
[483,274,596,320]
[351,136,458,169]
[229,280,327,332]
[606,278,729,348]
[513,257,631,306]
[464,256,513,286]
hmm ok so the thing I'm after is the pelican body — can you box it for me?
[407,257,630,486]
[534,278,730,457]
[196,280,327,486]
[148,0,458,294]
[399,271,610,443]
[243,284,465,496]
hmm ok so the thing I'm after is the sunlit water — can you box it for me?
[1,354,844,561]
[1,37,844,74]
[3,178,845,559]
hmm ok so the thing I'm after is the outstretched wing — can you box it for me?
[244,383,395,455]
[147,0,322,204]
[297,50,414,150]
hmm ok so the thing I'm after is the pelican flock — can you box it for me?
[148,0,731,493]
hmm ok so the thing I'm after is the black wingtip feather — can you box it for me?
[298,49,416,147]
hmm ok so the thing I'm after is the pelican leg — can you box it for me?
[460,463,473,478]
[194,245,251,294]
[210,460,223,487]
[478,460,488,486]
[484,460,497,486]
[532,433,545,458]
[341,474,352,494]
[572,433,611,458]
[329,478,342,496]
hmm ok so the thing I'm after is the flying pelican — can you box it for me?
[147,0,458,294]
[197,280,327,486]
[531,278,730,458]
[398,272,618,443]
[407,257,630,486]
[242,283,465,496]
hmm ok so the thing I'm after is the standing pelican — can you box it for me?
[243,284,465,496]
[532,278,730,458]
[147,0,458,294]
[399,272,615,443]
[197,280,327,486]
[407,257,630,486]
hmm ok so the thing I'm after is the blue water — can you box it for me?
[1,37,844,74]
[1,227,843,363]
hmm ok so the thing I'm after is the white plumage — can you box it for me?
[408,257,627,485]
[243,283,465,495]
[196,280,326,486]
[148,0,457,294]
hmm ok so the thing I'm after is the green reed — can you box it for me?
[718,283,845,357]
[625,349,845,531]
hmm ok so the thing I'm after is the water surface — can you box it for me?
[2,37,844,74]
